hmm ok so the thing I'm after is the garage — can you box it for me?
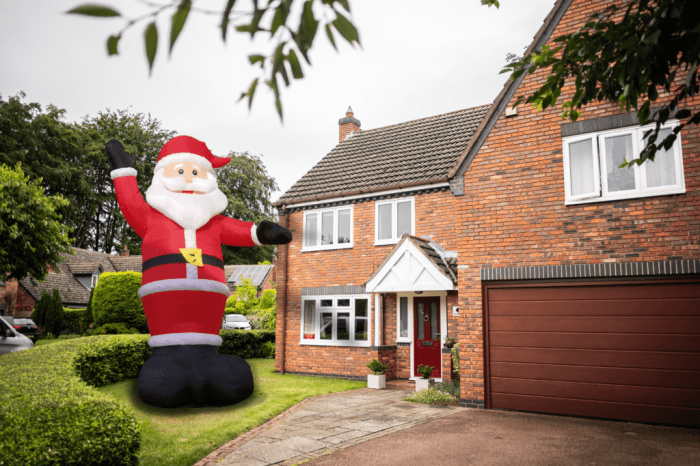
[484,279,700,427]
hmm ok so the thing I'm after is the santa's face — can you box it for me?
[145,161,229,231]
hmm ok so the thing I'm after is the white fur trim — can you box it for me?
[251,224,262,246]
[110,167,137,179]
[155,152,214,174]
[148,333,222,347]
[138,279,230,298]
[184,229,198,279]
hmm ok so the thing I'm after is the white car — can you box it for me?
[222,314,252,330]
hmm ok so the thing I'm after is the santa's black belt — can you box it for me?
[142,254,224,272]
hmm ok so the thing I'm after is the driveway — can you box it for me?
[302,406,700,466]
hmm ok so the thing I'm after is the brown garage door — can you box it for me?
[484,279,700,427]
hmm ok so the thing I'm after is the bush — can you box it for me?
[73,334,151,387]
[93,323,139,335]
[417,364,434,379]
[0,337,141,466]
[92,272,147,333]
[219,329,276,358]
[403,388,459,406]
[31,290,52,329]
[434,379,460,397]
[367,358,387,375]
[259,289,276,309]
[42,289,65,336]
[63,308,87,334]
[259,341,276,359]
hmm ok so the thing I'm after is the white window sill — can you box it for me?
[565,187,686,205]
[301,243,353,253]
[299,340,371,347]
[396,339,412,344]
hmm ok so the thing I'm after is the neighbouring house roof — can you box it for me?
[365,235,457,293]
[275,105,491,206]
[226,264,274,288]
[18,247,142,306]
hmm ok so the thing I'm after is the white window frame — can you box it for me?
[302,206,353,252]
[374,197,415,245]
[91,274,99,288]
[300,295,371,347]
[563,121,685,205]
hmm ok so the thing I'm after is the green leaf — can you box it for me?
[675,109,691,120]
[144,22,158,74]
[271,0,291,34]
[325,24,337,50]
[287,49,304,79]
[106,34,120,55]
[220,0,237,41]
[169,0,191,55]
[249,54,265,67]
[332,12,359,45]
[238,78,259,110]
[66,4,120,17]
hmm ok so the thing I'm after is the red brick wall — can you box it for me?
[455,0,700,406]
[15,282,36,317]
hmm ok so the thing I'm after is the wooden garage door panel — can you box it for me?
[490,347,700,371]
[491,378,700,408]
[490,362,700,389]
[490,299,700,316]
[488,283,700,302]
[490,393,700,427]
[490,316,700,334]
[490,332,700,352]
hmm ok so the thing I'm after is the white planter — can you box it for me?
[367,374,386,389]
[415,378,435,392]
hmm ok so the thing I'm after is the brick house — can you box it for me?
[1,247,141,317]
[274,0,700,427]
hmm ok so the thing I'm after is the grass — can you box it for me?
[95,358,366,466]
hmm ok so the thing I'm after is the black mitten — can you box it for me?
[105,139,136,172]
[256,220,292,245]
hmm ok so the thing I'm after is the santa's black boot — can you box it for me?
[138,346,192,408]
[204,353,255,405]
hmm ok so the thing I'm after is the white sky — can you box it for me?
[0,0,556,202]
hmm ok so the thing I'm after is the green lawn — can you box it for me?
[95,359,366,466]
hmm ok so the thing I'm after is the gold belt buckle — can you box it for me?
[180,248,203,267]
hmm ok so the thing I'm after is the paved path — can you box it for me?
[194,388,462,466]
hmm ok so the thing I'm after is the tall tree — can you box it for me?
[0,163,74,284]
[493,0,700,164]
[216,151,279,264]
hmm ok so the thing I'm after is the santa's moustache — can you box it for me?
[145,170,228,231]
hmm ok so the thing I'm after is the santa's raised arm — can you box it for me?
[106,136,291,408]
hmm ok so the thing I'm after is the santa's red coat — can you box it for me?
[113,174,256,347]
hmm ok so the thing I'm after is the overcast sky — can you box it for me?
[1,0,556,201]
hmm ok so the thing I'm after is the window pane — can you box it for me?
[397,201,412,237]
[430,302,438,340]
[416,303,424,339]
[337,299,350,307]
[320,312,333,340]
[338,209,351,244]
[305,213,318,247]
[569,139,596,197]
[399,297,408,338]
[378,204,392,240]
[645,128,677,188]
[337,312,350,340]
[355,299,367,317]
[605,134,636,192]
[303,301,315,339]
[355,318,368,341]
[320,299,332,307]
[321,211,334,245]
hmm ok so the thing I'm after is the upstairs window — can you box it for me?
[302,206,353,251]
[375,197,414,245]
[563,122,685,204]
[91,274,99,288]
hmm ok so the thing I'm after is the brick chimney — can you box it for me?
[120,246,130,257]
[338,106,361,142]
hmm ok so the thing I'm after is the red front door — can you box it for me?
[414,296,441,378]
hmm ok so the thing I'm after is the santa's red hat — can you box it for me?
[155,136,231,174]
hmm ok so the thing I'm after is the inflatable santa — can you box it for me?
[105,136,291,408]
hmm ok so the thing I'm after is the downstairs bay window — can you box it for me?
[563,122,685,204]
[301,295,370,346]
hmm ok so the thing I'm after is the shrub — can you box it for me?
[434,379,460,397]
[63,308,88,334]
[0,337,141,466]
[417,364,434,379]
[367,358,387,375]
[93,322,140,335]
[73,334,151,387]
[31,290,52,329]
[219,329,276,358]
[43,289,65,336]
[403,388,459,406]
[259,289,276,309]
[451,343,460,375]
[259,341,276,359]
[92,272,147,332]
[256,307,277,330]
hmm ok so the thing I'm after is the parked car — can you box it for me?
[0,316,34,355]
[4,317,39,341]
[222,314,252,330]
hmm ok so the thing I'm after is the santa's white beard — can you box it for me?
[145,170,229,231]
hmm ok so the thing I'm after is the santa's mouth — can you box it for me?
[179,190,203,194]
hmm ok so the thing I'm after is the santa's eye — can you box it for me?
[192,170,198,176]
[178,169,184,175]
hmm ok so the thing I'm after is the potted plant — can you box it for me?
[416,364,435,392]
[444,337,455,349]
[366,359,387,389]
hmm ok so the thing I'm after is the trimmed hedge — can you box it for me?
[74,335,151,388]
[219,329,276,358]
[0,337,140,466]
[63,308,88,334]
[92,272,147,333]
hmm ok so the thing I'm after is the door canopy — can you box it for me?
[365,235,456,292]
